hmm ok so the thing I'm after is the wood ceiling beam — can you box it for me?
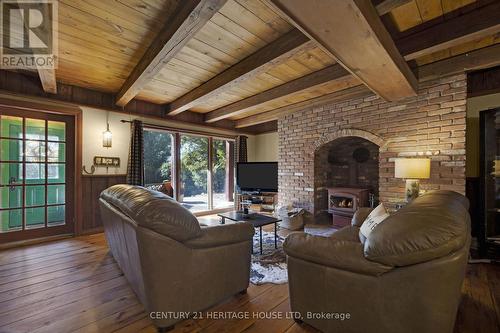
[166,28,311,116]
[418,44,500,82]
[115,0,227,107]
[375,0,412,16]
[397,1,500,61]
[13,0,58,94]
[37,68,57,94]
[269,0,417,101]
[204,64,352,123]
[235,85,371,128]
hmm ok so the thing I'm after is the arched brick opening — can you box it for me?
[313,130,385,218]
[312,129,387,152]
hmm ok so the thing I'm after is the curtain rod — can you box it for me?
[120,119,238,140]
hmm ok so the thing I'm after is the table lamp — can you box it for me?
[395,158,431,202]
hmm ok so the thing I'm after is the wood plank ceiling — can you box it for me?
[1,0,499,129]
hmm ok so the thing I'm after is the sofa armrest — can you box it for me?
[184,222,254,248]
[283,233,392,276]
[351,207,373,227]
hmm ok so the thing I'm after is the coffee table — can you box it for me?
[218,211,281,255]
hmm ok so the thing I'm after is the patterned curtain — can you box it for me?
[126,120,144,186]
[236,135,248,162]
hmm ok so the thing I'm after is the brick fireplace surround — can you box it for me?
[278,73,466,214]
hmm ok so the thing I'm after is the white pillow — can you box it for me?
[360,203,389,239]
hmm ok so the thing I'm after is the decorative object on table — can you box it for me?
[241,200,252,214]
[394,158,431,202]
[250,231,287,285]
[276,206,305,230]
[93,156,120,167]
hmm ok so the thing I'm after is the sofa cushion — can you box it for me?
[359,203,388,243]
[364,190,470,266]
[100,184,202,241]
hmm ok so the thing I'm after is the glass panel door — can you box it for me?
[180,135,209,212]
[212,139,234,209]
[0,111,73,241]
[143,129,174,196]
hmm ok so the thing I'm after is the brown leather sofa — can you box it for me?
[284,190,471,333]
[99,184,254,332]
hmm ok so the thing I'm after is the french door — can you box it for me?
[0,108,75,243]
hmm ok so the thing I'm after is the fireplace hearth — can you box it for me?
[328,187,369,228]
[314,136,379,226]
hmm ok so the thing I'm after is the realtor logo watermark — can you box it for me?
[0,0,58,69]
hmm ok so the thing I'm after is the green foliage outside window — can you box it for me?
[143,131,228,197]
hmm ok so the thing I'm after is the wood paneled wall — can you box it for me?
[468,66,500,97]
[81,175,127,234]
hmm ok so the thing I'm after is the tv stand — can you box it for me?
[236,192,278,214]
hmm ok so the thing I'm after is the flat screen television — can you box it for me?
[237,162,278,192]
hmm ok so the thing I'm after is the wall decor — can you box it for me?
[94,156,120,167]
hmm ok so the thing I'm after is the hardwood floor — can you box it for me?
[0,231,499,333]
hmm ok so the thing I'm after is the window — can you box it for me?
[143,128,234,213]
[180,135,209,212]
[212,139,233,209]
[143,129,173,187]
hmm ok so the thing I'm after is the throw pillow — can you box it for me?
[359,203,389,241]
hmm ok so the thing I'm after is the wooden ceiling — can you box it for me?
[2,0,500,130]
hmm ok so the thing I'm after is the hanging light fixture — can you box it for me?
[102,113,112,148]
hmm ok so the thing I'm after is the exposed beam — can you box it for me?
[37,68,57,94]
[235,85,371,128]
[418,44,500,82]
[269,0,417,101]
[397,1,500,61]
[205,64,352,122]
[115,0,227,107]
[0,69,238,133]
[375,0,412,16]
[166,28,311,115]
[14,0,58,94]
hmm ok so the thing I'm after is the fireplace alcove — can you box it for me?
[314,136,379,226]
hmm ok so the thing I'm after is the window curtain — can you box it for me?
[126,120,144,186]
[236,135,248,162]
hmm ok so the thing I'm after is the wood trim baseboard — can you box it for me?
[0,233,74,250]
[81,174,128,178]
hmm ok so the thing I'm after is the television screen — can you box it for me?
[237,162,278,192]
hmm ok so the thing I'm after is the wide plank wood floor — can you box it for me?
[0,231,499,333]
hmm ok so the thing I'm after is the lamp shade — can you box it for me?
[394,158,430,179]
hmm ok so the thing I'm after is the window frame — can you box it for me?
[143,125,235,215]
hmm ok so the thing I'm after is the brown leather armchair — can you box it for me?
[99,185,254,332]
[284,190,471,333]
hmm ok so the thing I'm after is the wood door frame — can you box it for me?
[0,97,83,240]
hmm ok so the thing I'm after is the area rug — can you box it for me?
[250,231,288,285]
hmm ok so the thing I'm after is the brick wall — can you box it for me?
[278,74,467,212]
